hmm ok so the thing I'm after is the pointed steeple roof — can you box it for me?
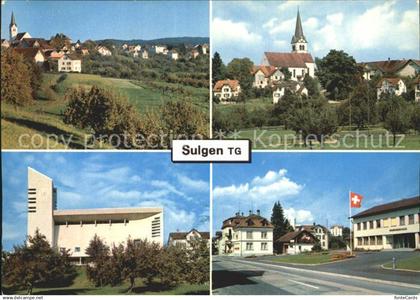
[291,9,306,43]
[10,12,16,26]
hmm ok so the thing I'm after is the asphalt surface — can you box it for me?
[212,252,420,295]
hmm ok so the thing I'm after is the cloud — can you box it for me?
[274,40,288,49]
[303,17,319,30]
[213,18,262,45]
[278,0,304,12]
[326,13,343,26]
[177,174,209,192]
[214,168,303,204]
[150,180,185,197]
[284,207,314,224]
[264,17,295,36]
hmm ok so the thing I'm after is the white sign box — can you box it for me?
[171,140,251,163]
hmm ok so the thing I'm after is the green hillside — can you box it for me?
[1,73,208,149]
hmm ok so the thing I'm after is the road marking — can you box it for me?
[288,279,319,289]
[234,259,420,290]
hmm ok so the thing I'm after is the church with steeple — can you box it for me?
[9,11,32,42]
[260,9,315,82]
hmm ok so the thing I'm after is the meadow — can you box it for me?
[3,266,209,295]
[1,73,209,149]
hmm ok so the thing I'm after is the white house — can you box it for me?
[352,196,420,250]
[168,50,179,60]
[261,10,315,81]
[330,225,343,237]
[376,78,407,99]
[359,59,420,80]
[1,39,10,48]
[58,54,82,73]
[272,81,308,104]
[218,210,274,257]
[168,229,210,249]
[295,224,329,250]
[277,230,317,254]
[27,168,163,264]
[140,49,149,59]
[96,45,112,56]
[252,65,284,88]
[415,77,420,102]
[213,79,241,102]
[151,45,167,55]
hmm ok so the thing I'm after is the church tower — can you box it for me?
[9,12,18,41]
[291,9,308,53]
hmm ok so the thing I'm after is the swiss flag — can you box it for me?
[350,192,363,208]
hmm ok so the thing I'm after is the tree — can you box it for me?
[160,100,209,143]
[410,104,420,133]
[49,33,71,50]
[212,52,226,84]
[226,58,254,96]
[280,67,292,80]
[85,234,112,287]
[303,75,320,97]
[271,90,301,128]
[159,245,187,287]
[2,230,76,294]
[316,50,362,100]
[271,201,293,253]
[288,98,338,147]
[63,86,143,147]
[1,49,34,107]
[337,81,377,129]
[184,239,210,284]
[382,95,411,146]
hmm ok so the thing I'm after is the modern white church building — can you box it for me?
[27,167,163,264]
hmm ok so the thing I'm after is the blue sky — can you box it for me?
[1,1,209,41]
[2,152,209,250]
[213,152,420,234]
[213,0,419,64]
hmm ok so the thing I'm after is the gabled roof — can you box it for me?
[360,59,420,74]
[14,32,31,41]
[277,229,315,243]
[168,229,210,240]
[222,214,273,229]
[252,65,280,77]
[376,77,403,88]
[264,52,314,68]
[296,224,328,233]
[352,196,419,219]
[20,38,52,50]
[214,79,240,92]
[13,48,45,60]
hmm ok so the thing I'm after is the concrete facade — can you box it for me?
[58,55,81,73]
[27,168,163,262]
[352,199,420,250]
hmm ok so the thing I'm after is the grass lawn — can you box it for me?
[227,126,420,150]
[270,253,338,265]
[215,98,273,115]
[1,72,209,149]
[4,266,209,295]
[383,255,420,271]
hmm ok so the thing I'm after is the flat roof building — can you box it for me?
[27,167,163,264]
[352,196,420,250]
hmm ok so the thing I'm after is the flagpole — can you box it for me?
[349,190,352,255]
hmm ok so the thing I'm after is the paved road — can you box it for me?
[212,255,420,295]
[254,251,420,285]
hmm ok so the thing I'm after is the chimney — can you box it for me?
[241,212,244,216]
[235,212,239,217]
[257,209,260,216]
[249,210,252,216]
[388,57,390,62]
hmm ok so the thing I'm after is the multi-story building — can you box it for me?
[27,167,163,264]
[213,79,241,102]
[330,225,343,237]
[168,229,210,249]
[58,54,82,73]
[352,196,420,250]
[218,210,273,256]
[295,224,329,250]
[277,229,317,254]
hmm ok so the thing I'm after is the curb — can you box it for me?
[380,264,420,273]
[260,256,355,266]
[235,259,420,290]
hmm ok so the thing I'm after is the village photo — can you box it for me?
[212,152,420,295]
[212,1,420,149]
[1,1,209,149]
[1,152,210,295]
